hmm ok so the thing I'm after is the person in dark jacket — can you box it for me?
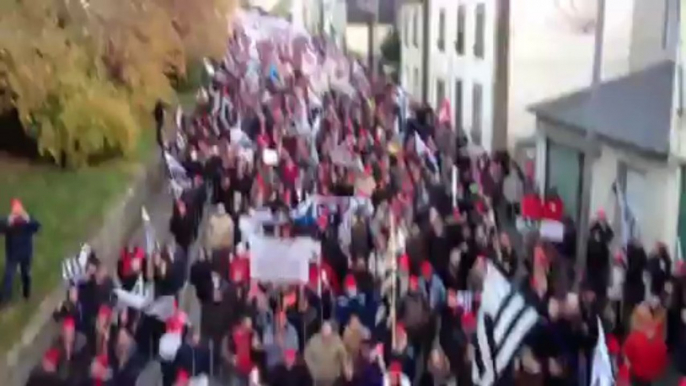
[268,349,313,386]
[174,329,211,379]
[170,199,194,254]
[647,242,671,298]
[624,240,648,328]
[26,348,67,386]
[0,199,40,304]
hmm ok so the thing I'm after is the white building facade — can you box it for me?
[530,0,682,250]
[400,0,498,151]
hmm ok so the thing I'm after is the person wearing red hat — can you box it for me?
[418,260,446,311]
[26,348,64,386]
[229,315,256,385]
[174,369,190,386]
[398,275,430,359]
[269,347,313,386]
[383,360,410,386]
[336,274,379,331]
[263,310,300,371]
[1,198,40,305]
[585,207,615,302]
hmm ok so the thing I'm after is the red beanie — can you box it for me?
[344,274,357,291]
[398,254,409,272]
[461,312,476,333]
[421,261,433,277]
[43,348,61,367]
[388,361,402,373]
[62,316,75,331]
[606,334,620,355]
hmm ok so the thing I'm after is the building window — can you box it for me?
[403,12,409,46]
[412,10,418,47]
[456,5,465,54]
[454,80,463,131]
[471,83,483,145]
[474,3,485,58]
[413,68,419,95]
[437,9,446,51]
[436,79,445,106]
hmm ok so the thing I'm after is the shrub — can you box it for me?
[0,0,235,167]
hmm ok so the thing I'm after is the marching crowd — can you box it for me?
[4,10,686,386]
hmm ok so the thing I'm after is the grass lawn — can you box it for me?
[0,120,157,353]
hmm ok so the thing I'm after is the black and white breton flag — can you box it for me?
[472,262,540,386]
[61,244,92,284]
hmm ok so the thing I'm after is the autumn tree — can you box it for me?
[0,0,236,167]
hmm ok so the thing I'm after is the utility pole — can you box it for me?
[575,0,605,288]
[365,0,379,79]
[420,0,430,104]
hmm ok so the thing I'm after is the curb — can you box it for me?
[0,157,165,386]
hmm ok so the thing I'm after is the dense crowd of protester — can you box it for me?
[9,10,686,386]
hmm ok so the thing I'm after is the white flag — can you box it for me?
[472,263,540,386]
[590,318,614,386]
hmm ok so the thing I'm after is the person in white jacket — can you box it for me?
[383,361,411,386]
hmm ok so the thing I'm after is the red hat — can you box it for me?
[62,317,75,331]
[388,361,402,374]
[10,198,23,213]
[461,312,476,333]
[398,254,409,272]
[176,369,190,383]
[98,305,112,319]
[408,275,419,290]
[606,334,620,355]
[284,349,297,362]
[421,261,433,277]
[43,348,61,366]
[132,247,145,261]
[344,274,357,291]
[679,377,686,386]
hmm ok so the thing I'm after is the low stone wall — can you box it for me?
[0,156,165,386]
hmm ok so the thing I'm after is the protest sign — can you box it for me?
[248,235,320,283]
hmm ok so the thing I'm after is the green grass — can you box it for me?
[0,123,156,353]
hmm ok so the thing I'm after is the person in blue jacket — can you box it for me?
[0,198,40,305]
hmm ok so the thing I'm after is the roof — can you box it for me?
[347,0,398,25]
[529,60,675,157]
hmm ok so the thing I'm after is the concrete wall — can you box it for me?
[400,2,424,98]
[0,157,165,385]
[588,144,680,249]
[536,121,681,250]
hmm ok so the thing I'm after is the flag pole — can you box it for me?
[575,0,606,289]
[389,213,397,349]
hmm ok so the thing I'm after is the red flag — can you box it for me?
[521,194,543,220]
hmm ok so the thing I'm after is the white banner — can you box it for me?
[248,235,320,283]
